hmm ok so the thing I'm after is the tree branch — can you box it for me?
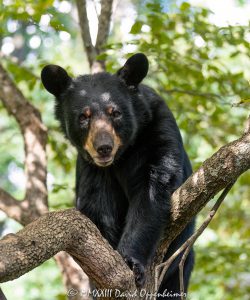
[160,131,250,252]
[0,63,48,217]
[95,0,113,52]
[0,288,7,300]
[0,189,31,225]
[0,209,137,292]
[146,129,250,290]
[76,0,96,68]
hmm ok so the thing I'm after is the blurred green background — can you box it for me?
[0,0,250,299]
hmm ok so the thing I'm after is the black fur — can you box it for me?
[41,54,195,295]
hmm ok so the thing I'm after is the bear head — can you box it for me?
[41,53,149,167]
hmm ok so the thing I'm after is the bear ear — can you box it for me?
[41,65,72,96]
[117,53,148,87]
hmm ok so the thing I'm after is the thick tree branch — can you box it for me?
[0,209,136,292]
[0,130,249,293]
[144,130,250,290]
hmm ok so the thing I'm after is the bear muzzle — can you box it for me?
[84,119,122,167]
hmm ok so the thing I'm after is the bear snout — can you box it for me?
[93,131,114,157]
[83,118,122,167]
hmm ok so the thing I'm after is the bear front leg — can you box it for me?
[117,194,169,287]
[117,160,183,288]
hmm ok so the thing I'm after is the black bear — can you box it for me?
[41,53,195,296]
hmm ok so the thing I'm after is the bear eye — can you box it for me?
[79,113,89,124]
[111,110,121,119]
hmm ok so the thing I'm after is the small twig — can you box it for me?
[155,181,236,296]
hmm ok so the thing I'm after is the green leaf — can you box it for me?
[180,2,191,11]
[130,21,143,34]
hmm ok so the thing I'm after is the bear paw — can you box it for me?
[124,256,146,288]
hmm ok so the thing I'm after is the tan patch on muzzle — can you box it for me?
[84,119,122,160]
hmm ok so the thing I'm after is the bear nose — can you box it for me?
[97,144,113,156]
[93,130,114,157]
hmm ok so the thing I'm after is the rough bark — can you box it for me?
[162,131,250,250]
[0,130,249,295]
[76,0,113,72]
[0,209,137,293]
